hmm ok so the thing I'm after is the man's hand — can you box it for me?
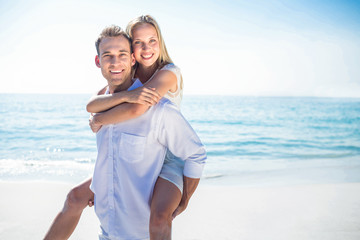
[125,87,161,106]
[89,113,102,133]
[172,199,188,219]
[172,177,200,219]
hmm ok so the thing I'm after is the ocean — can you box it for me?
[1,94,360,186]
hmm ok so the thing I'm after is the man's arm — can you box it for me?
[91,70,177,125]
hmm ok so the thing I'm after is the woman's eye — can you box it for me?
[150,39,156,43]
[134,41,141,45]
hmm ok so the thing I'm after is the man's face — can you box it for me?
[95,36,135,90]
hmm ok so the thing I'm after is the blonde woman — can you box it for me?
[44,15,198,240]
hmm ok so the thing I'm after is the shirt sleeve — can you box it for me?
[157,101,206,178]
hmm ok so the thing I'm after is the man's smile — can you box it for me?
[110,70,124,74]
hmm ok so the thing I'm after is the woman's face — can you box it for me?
[132,23,160,68]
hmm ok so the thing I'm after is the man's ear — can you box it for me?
[95,55,101,68]
[131,53,136,66]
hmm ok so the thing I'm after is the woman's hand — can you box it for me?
[89,114,102,133]
[125,87,161,106]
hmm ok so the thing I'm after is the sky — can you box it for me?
[0,0,360,97]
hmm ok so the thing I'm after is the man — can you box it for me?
[45,26,206,240]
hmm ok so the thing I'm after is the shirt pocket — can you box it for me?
[119,133,146,163]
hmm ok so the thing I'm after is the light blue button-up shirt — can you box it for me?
[90,81,206,240]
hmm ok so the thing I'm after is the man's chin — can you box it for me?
[110,79,124,85]
[109,78,132,92]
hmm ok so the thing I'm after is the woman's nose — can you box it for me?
[142,43,149,50]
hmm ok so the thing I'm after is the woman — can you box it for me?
[44,15,192,240]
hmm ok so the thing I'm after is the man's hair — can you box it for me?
[95,25,132,55]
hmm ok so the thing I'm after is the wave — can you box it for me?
[202,174,226,179]
[0,159,94,183]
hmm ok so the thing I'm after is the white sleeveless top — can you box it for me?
[161,64,183,109]
[135,63,183,109]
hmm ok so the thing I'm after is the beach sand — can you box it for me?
[0,181,359,240]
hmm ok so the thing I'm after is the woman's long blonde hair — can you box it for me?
[126,15,173,69]
[126,15,183,92]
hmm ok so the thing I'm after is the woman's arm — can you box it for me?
[86,86,161,113]
[92,70,177,126]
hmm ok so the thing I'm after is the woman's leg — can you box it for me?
[44,178,94,240]
[150,177,182,240]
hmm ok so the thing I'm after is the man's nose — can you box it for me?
[111,56,121,65]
